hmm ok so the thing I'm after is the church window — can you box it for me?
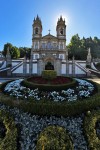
[35,28,39,34]
[42,43,45,49]
[35,43,38,49]
[35,54,38,59]
[47,42,51,49]
[60,28,64,35]
[60,44,63,49]
[53,43,56,49]
[60,55,63,59]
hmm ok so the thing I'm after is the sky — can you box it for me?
[0,0,100,51]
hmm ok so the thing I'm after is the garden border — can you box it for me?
[0,79,100,117]
[0,110,17,150]
[84,110,100,150]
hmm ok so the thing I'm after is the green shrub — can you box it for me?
[0,110,17,150]
[42,70,57,80]
[21,77,77,91]
[36,126,73,150]
[0,80,100,117]
[84,110,100,150]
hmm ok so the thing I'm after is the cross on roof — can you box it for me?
[48,29,51,34]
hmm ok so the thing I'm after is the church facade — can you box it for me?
[29,15,69,76]
[0,15,91,77]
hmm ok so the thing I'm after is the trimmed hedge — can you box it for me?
[42,70,57,80]
[36,126,73,150]
[84,110,100,150]
[0,110,17,150]
[21,77,77,91]
[0,79,100,117]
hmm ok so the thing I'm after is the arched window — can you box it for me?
[60,44,63,49]
[60,55,63,59]
[35,28,38,34]
[47,42,52,49]
[60,28,64,35]
[42,43,45,49]
[35,43,38,49]
[35,54,38,59]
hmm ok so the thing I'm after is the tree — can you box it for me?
[2,43,13,57]
[67,34,87,60]
[10,46,20,58]
[2,43,20,58]
[19,47,25,58]
[19,47,31,59]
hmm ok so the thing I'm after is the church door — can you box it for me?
[45,62,54,70]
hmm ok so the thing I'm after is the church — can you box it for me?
[0,15,92,77]
[30,15,68,76]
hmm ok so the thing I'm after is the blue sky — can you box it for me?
[0,0,100,50]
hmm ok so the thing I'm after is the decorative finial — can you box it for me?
[48,29,51,34]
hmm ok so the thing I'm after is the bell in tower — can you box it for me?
[56,16,66,39]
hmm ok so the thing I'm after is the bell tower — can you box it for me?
[32,15,42,50]
[32,15,42,39]
[56,16,66,39]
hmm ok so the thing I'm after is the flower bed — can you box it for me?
[27,76,72,84]
[0,103,88,150]
[0,79,100,149]
[22,76,76,91]
[3,78,95,102]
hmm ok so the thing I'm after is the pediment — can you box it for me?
[42,34,57,40]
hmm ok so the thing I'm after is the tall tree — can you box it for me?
[67,34,87,60]
[2,43,13,56]
[10,46,20,58]
[2,43,20,58]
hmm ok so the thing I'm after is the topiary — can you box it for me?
[36,125,73,150]
[84,110,100,150]
[42,70,57,80]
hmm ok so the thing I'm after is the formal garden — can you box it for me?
[0,70,100,150]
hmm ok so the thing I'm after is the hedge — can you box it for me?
[0,79,100,117]
[21,77,77,91]
[36,126,73,150]
[42,70,57,80]
[84,110,100,150]
[0,110,17,150]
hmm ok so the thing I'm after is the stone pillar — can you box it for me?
[86,47,92,67]
[66,60,69,76]
[72,56,75,77]
[23,57,27,76]
[55,59,61,76]
[29,59,32,75]
[6,47,12,76]
[29,50,33,75]
[37,59,44,75]
[66,50,69,76]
